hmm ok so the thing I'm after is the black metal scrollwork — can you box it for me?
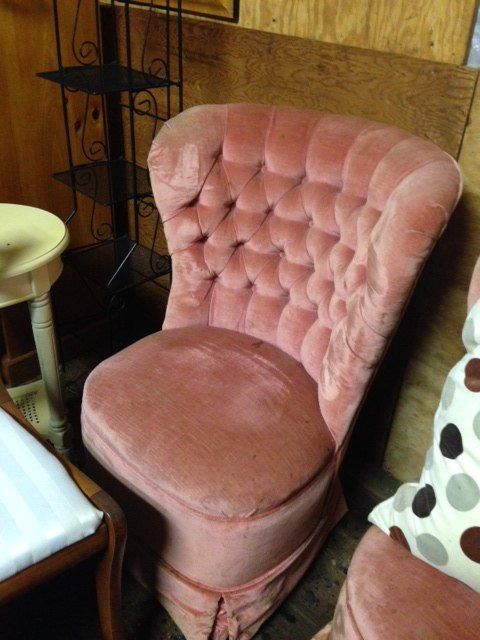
[137,195,170,274]
[72,0,100,66]
[81,94,107,162]
[141,1,168,82]
[74,168,113,241]
[133,89,160,139]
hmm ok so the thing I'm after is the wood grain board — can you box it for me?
[122,13,477,157]
[238,0,478,65]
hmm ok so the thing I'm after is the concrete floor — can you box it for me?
[0,353,398,640]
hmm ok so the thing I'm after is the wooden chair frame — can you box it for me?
[0,380,126,640]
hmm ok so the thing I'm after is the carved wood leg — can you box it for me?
[93,491,127,640]
[28,292,72,456]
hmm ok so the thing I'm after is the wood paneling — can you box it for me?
[124,15,477,158]
[0,0,109,249]
[238,0,477,65]
[385,78,480,481]
[128,1,477,62]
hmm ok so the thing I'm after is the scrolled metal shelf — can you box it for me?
[64,236,171,299]
[37,63,172,96]
[53,159,152,206]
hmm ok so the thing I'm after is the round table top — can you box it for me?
[0,204,69,279]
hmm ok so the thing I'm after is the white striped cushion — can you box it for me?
[0,407,103,581]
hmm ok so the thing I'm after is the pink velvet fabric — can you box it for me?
[325,526,480,640]
[83,326,334,520]
[82,104,462,640]
[149,104,461,446]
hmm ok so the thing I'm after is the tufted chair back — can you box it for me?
[148,104,461,447]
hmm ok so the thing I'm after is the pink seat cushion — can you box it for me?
[82,325,334,519]
[329,525,480,640]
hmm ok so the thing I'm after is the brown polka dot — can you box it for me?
[464,358,480,392]
[389,526,411,551]
[460,527,480,563]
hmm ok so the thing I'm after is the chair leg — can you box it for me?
[91,490,127,640]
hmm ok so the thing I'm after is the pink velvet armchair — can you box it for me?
[81,104,461,640]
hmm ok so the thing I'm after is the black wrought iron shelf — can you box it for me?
[65,236,171,298]
[38,63,176,95]
[53,159,151,206]
[39,0,183,349]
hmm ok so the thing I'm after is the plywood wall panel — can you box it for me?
[238,0,477,64]
[153,17,476,157]
[385,78,480,481]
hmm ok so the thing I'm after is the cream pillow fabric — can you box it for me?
[369,299,480,592]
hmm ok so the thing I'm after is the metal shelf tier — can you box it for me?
[38,0,182,349]
[53,159,151,206]
[37,63,174,95]
[65,236,171,298]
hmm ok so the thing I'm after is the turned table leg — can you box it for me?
[28,292,72,456]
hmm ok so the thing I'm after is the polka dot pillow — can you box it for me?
[369,298,480,592]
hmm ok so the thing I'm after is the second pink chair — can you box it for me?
[81,104,461,639]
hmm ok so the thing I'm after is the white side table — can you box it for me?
[0,204,71,455]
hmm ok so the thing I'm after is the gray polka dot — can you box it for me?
[424,446,434,470]
[463,317,476,350]
[416,533,449,566]
[446,474,480,511]
[441,376,455,410]
[393,484,418,511]
[473,412,480,440]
